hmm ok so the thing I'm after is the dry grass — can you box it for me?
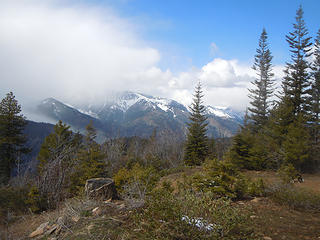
[241,197,320,240]
[6,209,60,239]
[295,173,320,193]
[244,170,320,193]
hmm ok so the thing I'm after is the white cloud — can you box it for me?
[199,58,254,88]
[0,1,160,105]
[0,0,284,116]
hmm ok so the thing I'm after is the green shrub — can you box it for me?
[0,186,29,226]
[186,159,265,200]
[113,163,160,199]
[247,178,266,197]
[25,185,47,213]
[128,187,258,239]
[161,180,174,193]
[158,165,186,177]
[277,164,298,184]
[0,186,28,214]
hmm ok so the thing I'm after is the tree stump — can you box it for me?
[85,178,118,200]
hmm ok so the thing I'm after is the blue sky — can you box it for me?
[91,0,320,70]
[0,0,319,113]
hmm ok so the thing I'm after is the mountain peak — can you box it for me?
[107,91,176,113]
[42,97,59,104]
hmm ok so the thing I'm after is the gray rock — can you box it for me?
[85,178,118,200]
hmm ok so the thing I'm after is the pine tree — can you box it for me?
[282,5,312,117]
[248,28,275,130]
[184,82,209,166]
[0,92,28,184]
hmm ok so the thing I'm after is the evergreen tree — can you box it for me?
[184,82,209,166]
[0,92,28,184]
[310,29,320,168]
[227,128,253,169]
[264,99,295,168]
[282,5,312,117]
[311,29,320,142]
[248,28,275,130]
[282,114,311,172]
[70,122,106,194]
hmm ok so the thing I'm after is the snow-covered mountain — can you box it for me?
[76,92,188,120]
[36,92,244,140]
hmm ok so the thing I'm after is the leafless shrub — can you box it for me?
[38,140,81,209]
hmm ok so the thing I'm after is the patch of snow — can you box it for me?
[157,103,169,112]
[64,102,75,109]
[117,97,141,111]
[78,109,99,119]
[65,102,99,119]
[181,216,218,232]
[214,106,228,110]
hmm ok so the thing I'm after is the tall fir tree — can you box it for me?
[282,5,312,118]
[184,82,209,166]
[0,92,28,184]
[311,29,320,141]
[248,28,275,130]
[310,29,320,168]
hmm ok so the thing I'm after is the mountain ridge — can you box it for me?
[36,92,244,140]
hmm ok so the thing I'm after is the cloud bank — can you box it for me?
[0,0,283,116]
